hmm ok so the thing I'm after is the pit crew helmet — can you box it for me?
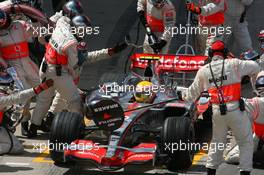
[71,15,91,41]
[240,49,260,61]
[134,81,156,103]
[63,0,83,19]
[256,74,264,97]
[0,66,13,93]
[259,30,264,51]
[208,40,229,58]
[0,9,11,30]
[150,0,165,8]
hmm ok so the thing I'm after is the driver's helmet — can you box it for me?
[134,81,156,103]
[259,30,264,51]
[150,0,165,8]
[240,49,260,61]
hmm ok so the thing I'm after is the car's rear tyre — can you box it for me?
[99,73,124,85]
[161,117,195,171]
[49,112,84,164]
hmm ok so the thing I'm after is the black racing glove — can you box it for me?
[138,10,158,42]
[156,39,167,51]
[177,91,183,101]
[150,39,167,53]
[77,42,88,67]
[44,35,52,43]
[111,42,128,54]
[138,10,148,27]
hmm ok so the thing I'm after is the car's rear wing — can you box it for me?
[130,53,208,74]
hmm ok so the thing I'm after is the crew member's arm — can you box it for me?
[65,41,81,83]
[182,68,205,102]
[137,0,153,35]
[187,0,225,16]
[76,42,127,67]
[86,43,128,63]
[159,6,176,48]
[0,79,53,108]
[137,0,147,25]
[238,59,260,78]
[236,59,260,88]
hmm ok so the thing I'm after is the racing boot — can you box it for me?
[44,112,55,128]
[40,119,51,132]
[21,121,29,136]
[27,120,51,138]
[27,123,38,138]
[240,171,250,175]
[207,168,216,175]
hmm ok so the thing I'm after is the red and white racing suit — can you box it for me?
[182,56,260,171]
[0,0,11,8]
[225,97,264,164]
[43,12,113,114]
[31,16,82,126]
[137,0,176,54]
[0,88,36,154]
[0,20,40,121]
[224,0,253,53]
[48,49,112,113]
[197,0,227,55]
[225,71,264,164]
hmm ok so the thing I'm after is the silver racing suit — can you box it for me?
[224,0,254,53]
[225,72,264,164]
[183,56,260,171]
[137,0,176,54]
[48,48,111,113]
[196,0,226,55]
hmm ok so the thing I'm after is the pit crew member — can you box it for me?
[224,0,254,54]
[0,65,53,154]
[0,9,48,136]
[186,0,227,56]
[137,0,176,54]
[225,71,264,166]
[181,40,260,175]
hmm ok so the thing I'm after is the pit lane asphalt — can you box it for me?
[1,0,264,175]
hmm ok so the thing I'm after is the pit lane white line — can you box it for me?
[5,162,30,166]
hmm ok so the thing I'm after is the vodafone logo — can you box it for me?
[135,56,205,70]
[159,56,204,69]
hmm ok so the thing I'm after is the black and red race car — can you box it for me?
[49,53,209,171]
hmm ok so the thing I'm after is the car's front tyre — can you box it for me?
[49,111,84,164]
[161,117,195,171]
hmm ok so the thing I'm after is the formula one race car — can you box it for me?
[49,50,209,171]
